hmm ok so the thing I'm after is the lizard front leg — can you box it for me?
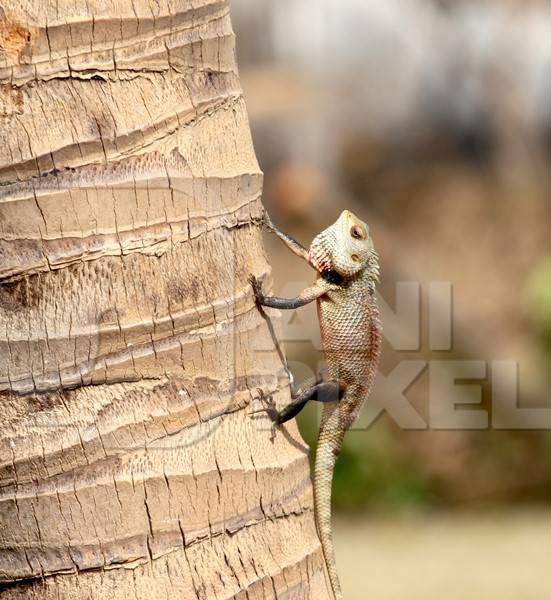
[263,211,314,266]
[248,274,329,309]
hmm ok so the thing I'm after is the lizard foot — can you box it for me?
[247,274,265,304]
[263,210,276,233]
[249,388,280,439]
[249,387,278,420]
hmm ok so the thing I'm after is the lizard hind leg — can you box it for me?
[252,379,347,425]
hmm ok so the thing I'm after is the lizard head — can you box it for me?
[309,210,379,280]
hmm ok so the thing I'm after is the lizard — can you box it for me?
[249,209,382,600]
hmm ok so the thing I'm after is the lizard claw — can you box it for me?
[249,389,280,438]
[249,405,280,422]
[263,210,276,233]
[248,274,264,303]
[249,388,275,416]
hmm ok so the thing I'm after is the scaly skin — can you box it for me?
[250,210,382,600]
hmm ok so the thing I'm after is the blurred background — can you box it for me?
[233,1,551,598]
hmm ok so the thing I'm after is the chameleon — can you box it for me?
[249,209,382,600]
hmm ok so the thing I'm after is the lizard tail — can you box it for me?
[314,407,346,600]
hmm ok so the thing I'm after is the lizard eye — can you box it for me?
[350,224,366,240]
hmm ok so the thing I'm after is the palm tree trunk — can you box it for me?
[0,1,329,597]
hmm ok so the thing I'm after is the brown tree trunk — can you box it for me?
[0,1,329,597]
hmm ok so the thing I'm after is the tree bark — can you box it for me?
[0,1,329,597]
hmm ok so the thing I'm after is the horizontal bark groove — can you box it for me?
[0,373,290,487]
[0,1,231,80]
[0,450,312,582]
[0,164,261,207]
[0,377,312,583]
[3,30,236,88]
[0,274,272,394]
[1,220,270,393]
[0,512,329,599]
[0,81,244,184]
[0,187,263,281]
